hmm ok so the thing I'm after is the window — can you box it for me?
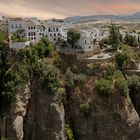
[58,38,60,41]
[49,28,51,32]
[28,32,30,36]
[34,37,36,40]
[28,27,30,29]
[85,40,87,44]
[34,27,36,29]
[19,24,22,28]
[54,38,56,41]
[54,33,56,36]
[11,24,14,29]
[31,37,33,40]
[56,28,58,32]
[15,24,18,28]
[58,33,60,36]
[39,33,42,35]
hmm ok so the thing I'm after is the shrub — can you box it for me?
[40,65,60,95]
[114,71,129,97]
[115,78,128,97]
[75,74,87,85]
[65,124,74,140]
[96,78,112,97]
[80,102,90,116]
[128,75,140,94]
[115,51,128,71]
[65,68,74,91]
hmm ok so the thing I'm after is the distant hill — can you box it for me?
[64,12,140,23]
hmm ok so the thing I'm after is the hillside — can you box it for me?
[65,12,140,23]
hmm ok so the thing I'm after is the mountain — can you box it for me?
[65,12,140,23]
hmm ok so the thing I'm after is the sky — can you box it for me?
[1,0,140,19]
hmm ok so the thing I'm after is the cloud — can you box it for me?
[0,0,140,19]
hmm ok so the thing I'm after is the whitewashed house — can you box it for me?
[8,18,25,34]
[46,24,63,43]
[24,20,38,43]
[36,25,46,41]
[76,30,95,52]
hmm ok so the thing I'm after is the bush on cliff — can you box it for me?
[114,71,129,97]
[96,78,112,97]
[80,102,90,116]
[65,124,74,140]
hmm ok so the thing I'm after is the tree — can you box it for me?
[115,77,128,97]
[115,51,128,71]
[109,23,121,50]
[128,75,140,94]
[124,34,139,47]
[38,37,54,57]
[67,29,80,48]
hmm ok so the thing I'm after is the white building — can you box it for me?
[7,17,69,45]
[24,20,38,43]
[8,18,25,34]
[46,24,63,43]
[36,25,46,41]
[76,30,95,52]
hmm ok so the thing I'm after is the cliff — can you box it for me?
[0,44,140,140]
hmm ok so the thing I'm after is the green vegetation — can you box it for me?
[65,124,74,140]
[96,78,112,97]
[67,29,80,48]
[114,71,129,97]
[80,102,90,116]
[128,75,140,94]
[124,33,139,47]
[109,23,121,50]
[115,51,128,71]
[0,37,55,115]
[0,31,8,42]
[96,69,129,97]
[40,65,60,95]
[11,29,27,43]
[0,44,15,113]
[65,68,74,92]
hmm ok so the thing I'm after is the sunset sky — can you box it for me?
[1,0,140,19]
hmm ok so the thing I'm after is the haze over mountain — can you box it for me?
[65,12,140,23]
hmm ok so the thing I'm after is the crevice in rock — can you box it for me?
[129,91,140,117]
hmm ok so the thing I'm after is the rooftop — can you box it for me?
[9,18,23,21]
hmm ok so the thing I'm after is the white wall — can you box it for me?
[9,41,30,49]
[8,20,25,33]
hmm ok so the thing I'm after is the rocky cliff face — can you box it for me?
[1,54,140,140]
[66,78,140,140]
[23,79,65,140]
